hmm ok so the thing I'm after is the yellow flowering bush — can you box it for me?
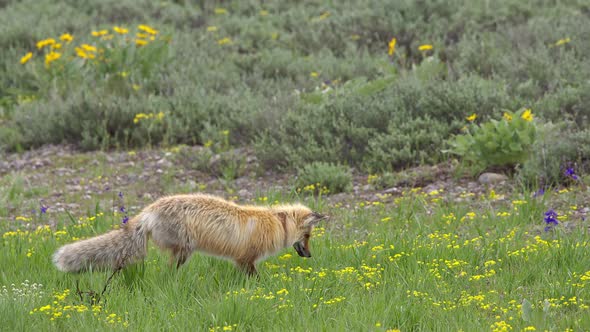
[18,24,169,96]
[447,108,537,173]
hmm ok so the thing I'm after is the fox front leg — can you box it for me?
[236,260,258,277]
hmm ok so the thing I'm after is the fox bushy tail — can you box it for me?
[53,217,148,272]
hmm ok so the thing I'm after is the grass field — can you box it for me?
[2,0,590,330]
[1,184,589,331]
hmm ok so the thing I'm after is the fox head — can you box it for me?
[275,205,328,258]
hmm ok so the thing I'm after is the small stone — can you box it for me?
[478,172,508,184]
[383,187,400,195]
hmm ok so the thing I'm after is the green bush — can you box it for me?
[256,75,515,172]
[2,0,590,176]
[296,162,352,195]
[518,123,590,187]
[447,109,537,174]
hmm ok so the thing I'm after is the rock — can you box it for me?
[156,158,173,168]
[67,185,82,191]
[246,155,257,164]
[478,172,508,184]
[383,187,400,195]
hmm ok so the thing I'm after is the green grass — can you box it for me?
[2,189,589,331]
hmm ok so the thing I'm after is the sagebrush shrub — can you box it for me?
[296,162,352,195]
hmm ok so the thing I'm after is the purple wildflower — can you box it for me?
[533,188,545,197]
[40,205,48,214]
[119,206,126,213]
[122,216,129,224]
[118,191,124,199]
[564,167,579,181]
[544,209,559,231]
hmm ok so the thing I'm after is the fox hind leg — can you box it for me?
[236,260,258,277]
[169,246,192,269]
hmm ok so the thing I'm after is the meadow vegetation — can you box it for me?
[2,186,590,331]
[1,0,590,331]
[1,0,589,184]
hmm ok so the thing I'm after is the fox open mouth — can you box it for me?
[293,241,311,258]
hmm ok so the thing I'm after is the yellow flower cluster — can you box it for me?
[133,112,165,124]
[30,289,128,326]
[20,24,162,68]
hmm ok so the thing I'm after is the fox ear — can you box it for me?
[304,211,328,227]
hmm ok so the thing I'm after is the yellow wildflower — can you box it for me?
[418,44,433,51]
[214,8,228,15]
[138,24,158,35]
[80,44,97,52]
[503,112,512,121]
[260,10,269,16]
[207,26,218,32]
[59,33,73,43]
[91,29,109,37]
[388,37,396,56]
[217,37,232,45]
[310,71,319,77]
[75,47,94,59]
[113,26,129,34]
[20,52,33,65]
[136,39,148,46]
[521,109,533,122]
[36,38,56,50]
[39,305,52,312]
[466,113,477,122]
[44,51,61,67]
[554,37,571,47]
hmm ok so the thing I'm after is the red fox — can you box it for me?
[53,194,327,275]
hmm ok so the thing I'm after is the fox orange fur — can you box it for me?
[53,194,327,275]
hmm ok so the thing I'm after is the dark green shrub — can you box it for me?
[518,123,590,187]
[296,162,352,195]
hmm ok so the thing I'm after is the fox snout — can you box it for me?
[293,241,311,258]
